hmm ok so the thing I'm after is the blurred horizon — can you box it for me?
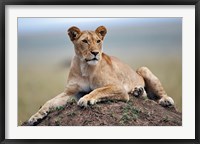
[18,18,182,125]
[18,18,182,65]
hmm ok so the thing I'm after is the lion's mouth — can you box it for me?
[85,58,98,62]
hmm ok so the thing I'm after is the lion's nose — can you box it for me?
[91,51,99,56]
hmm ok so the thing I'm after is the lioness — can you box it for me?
[28,26,174,125]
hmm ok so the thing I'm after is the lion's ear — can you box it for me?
[68,26,81,41]
[95,26,107,40]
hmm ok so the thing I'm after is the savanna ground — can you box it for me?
[18,57,182,126]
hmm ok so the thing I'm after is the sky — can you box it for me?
[18,18,182,65]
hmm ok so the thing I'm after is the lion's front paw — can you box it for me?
[77,95,97,107]
[27,115,39,126]
[159,96,174,107]
[27,111,48,126]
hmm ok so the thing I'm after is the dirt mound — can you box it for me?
[22,96,182,126]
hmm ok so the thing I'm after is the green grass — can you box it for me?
[55,106,65,111]
[119,104,141,125]
[67,111,76,117]
[162,116,169,122]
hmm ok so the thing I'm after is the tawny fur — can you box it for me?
[28,26,174,125]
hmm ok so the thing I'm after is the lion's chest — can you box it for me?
[78,60,119,90]
[78,73,110,92]
[77,76,100,92]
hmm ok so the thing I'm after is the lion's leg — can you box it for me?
[77,85,129,107]
[27,92,75,125]
[136,67,174,107]
[28,84,79,125]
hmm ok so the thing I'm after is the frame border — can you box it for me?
[1,0,199,144]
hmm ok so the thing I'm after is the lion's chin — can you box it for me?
[87,60,99,65]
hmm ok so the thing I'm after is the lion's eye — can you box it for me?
[97,40,101,43]
[82,39,88,43]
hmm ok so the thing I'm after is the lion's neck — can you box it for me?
[80,62,90,77]
[77,57,100,77]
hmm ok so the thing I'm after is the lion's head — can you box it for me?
[68,26,107,65]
